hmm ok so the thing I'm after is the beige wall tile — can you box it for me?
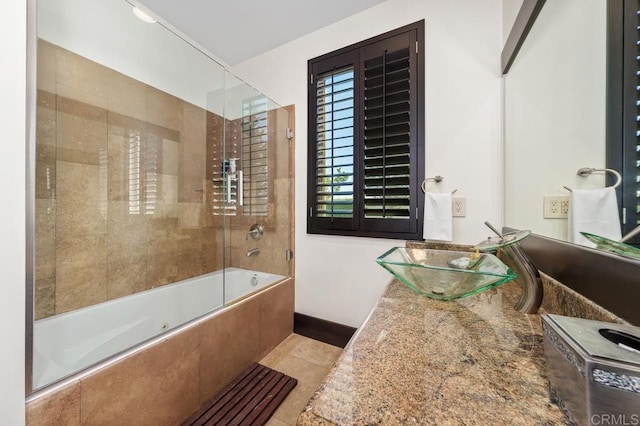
[201,226,222,273]
[107,112,146,202]
[147,86,179,131]
[107,202,147,298]
[56,234,107,314]
[35,198,56,281]
[56,161,107,237]
[56,47,108,102]
[178,202,204,229]
[36,142,56,200]
[259,278,294,358]
[199,296,261,403]
[107,68,147,122]
[146,218,178,288]
[35,278,56,320]
[180,102,206,203]
[37,39,56,94]
[27,381,80,426]
[56,94,108,165]
[162,139,179,176]
[36,90,56,148]
[177,228,204,281]
[80,326,200,425]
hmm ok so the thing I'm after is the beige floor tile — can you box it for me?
[259,335,343,425]
[290,338,343,368]
[260,333,306,368]
[265,416,291,426]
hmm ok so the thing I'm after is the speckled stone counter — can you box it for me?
[297,280,567,425]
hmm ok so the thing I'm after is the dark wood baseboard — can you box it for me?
[293,313,356,348]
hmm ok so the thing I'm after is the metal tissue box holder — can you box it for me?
[541,314,640,425]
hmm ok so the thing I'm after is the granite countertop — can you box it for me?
[297,280,568,425]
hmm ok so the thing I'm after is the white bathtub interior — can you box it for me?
[33,267,285,390]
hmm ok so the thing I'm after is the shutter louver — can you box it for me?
[363,47,411,219]
[315,67,355,219]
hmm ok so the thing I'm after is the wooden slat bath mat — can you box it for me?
[182,363,297,426]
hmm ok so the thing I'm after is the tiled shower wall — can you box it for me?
[35,40,294,320]
[35,40,226,319]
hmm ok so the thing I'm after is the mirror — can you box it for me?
[504,0,616,246]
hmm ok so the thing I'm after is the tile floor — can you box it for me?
[261,333,343,425]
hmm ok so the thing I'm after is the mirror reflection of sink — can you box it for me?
[376,247,517,301]
[580,232,640,261]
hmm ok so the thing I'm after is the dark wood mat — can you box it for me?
[182,363,297,426]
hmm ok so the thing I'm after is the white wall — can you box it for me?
[0,0,26,423]
[233,0,504,327]
[504,0,606,241]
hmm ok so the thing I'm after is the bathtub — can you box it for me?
[32,267,285,390]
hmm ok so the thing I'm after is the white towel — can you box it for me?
[423,192,452,241]
[569,187,621,247]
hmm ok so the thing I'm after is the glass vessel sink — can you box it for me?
[376,247,517,301]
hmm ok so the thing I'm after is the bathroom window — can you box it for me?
[307,21,425,239]
[608,0,640,244]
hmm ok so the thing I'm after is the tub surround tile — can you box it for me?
[106,68,147,123]
[56,47,108,102]
[146,218,178,289]
[56,95,108,166]
[55,234,107,314]
[36,142,56,200]
[80,325,200,425]
[35,278,56,320]
[26,381,81,426]
[297,280,567,425]
[147,86,179,131]
[35,198,56,281]
[55,161,107,237]
[177,227,204,281]
[259,278,294,358]
[199,296,262,404]
[37,40,56,94]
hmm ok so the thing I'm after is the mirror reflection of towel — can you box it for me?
[569,187,621,247]
[423,192,452,241]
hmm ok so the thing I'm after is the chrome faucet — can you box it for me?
[476,222,543,314]
[246,248,260,257]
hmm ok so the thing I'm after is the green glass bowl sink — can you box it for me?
[376,247,517,301]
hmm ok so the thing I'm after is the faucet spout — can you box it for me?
[246,248,260,257]
[499,244,543,313]
[477,223,543,314]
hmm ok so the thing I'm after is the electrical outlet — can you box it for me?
[452,197,466,217]
[543,195,570,219]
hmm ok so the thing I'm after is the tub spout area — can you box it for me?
[247,248,260,257]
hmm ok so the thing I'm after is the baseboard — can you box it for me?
[293,313,356,348]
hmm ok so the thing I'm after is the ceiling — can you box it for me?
[137,0,388,65]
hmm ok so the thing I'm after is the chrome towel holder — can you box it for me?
[563,168,622,192]
[421,175,458,194]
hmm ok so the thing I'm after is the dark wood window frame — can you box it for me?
[607,0,639,244]
[307,20,425,240]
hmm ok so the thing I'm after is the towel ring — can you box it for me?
[563,168,622,192]
[421,175,458,194]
